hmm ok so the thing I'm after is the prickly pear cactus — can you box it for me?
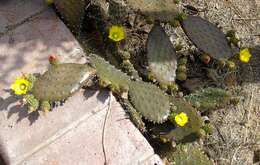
[54,0,88,32]
[120,98,147,133]
[125,0,179,22]
[170,98,203,142]
[181,16,233,60]
[108,0,128,24]
[185,87,232,113]
[169,144,213,165]
[89,54,131,94]
[128,81,170,123]
[32,63,96,101]
[147,24,177,85]
[155,98,203,142]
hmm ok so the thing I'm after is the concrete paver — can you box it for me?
[0,1,162,165]
[0,0,46,34]
[20,95,155,165]
[0,89,111,164]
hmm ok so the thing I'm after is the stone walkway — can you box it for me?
[0,1,162,164]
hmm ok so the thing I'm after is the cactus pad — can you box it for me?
[126,0,179,22]
[181,16,233,59]
[155,98,203,142]
[89,54,131,93]
[32,64,96,101]
[185,87,232,113]
[54,0,87,32]
[170,144,213,165]
[147,24,177,84]
[170,98,203,142]
[128,81,170,123]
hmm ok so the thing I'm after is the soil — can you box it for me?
[178,1,260,165]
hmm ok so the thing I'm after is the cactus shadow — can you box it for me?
[0,95,19,112]
[7,105,39,125]
[0,90,39,125]
[83,88,109,104]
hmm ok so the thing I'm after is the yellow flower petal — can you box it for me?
[45,0,54,5]
[239,48,252,63]
[108,25,125,42]
[10,77,31,95]
[175,112,188,126]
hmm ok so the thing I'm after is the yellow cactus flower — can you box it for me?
[239,48,252,63]
[45,0,54,5]
[108,25,125,42]
[175,112,188,127]
[10,77,31,95]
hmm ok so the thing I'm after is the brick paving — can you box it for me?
[0,1,163,165]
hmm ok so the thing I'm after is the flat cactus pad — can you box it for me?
[181,16,233,59]
[185,87,232,113]
[54,0,88,32]
[89,54,131,93]
[147,24,177,84]
[171,144,213,165]
[160,98,203,142]
[32,63,96,101]
[126,0,178,22]
[128,81,170,123]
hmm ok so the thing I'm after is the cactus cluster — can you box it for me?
[90,54,171,124]
[17,2,248,164]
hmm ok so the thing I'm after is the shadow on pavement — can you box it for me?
[0,90,39,125]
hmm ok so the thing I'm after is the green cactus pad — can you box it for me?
[181,16,233,60]
[54,0,87,32]
[24,94,39,113]
[126,0,179,22]
[176,72,187,81]
[185,87,232,113]
[120,99,146,133]
[89,54,131,93]
[170,144,213,165]
[40,100,51,112]
[167,98,203,142]
[147,24,177,85]
[32,63,96,101]
[128,81,170,123]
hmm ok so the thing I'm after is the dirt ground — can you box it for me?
[176,1,260,165]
